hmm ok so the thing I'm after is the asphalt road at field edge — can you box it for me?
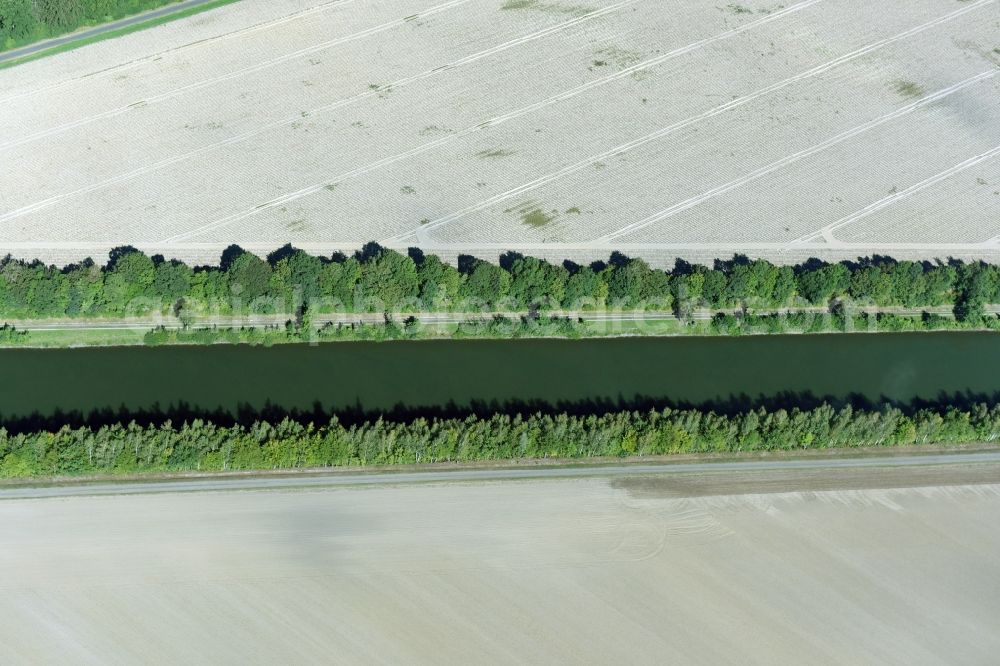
[12,305,998,332]
[0,0,222,64]
[3,450,999,499]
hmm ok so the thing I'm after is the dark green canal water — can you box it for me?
[1,333,998,425]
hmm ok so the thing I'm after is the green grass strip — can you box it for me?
[0,0,243,70]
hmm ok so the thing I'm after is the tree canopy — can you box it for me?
[0,244,993,322]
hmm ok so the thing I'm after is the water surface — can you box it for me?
[1,333,997,424]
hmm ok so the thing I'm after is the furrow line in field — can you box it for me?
[0,0,641,224]
[0,0,360,105]
[0,0,473,150]
[596,69,1000,243]
[394,0,994,243]
[157,0,823,244]
[792,143,1000,244]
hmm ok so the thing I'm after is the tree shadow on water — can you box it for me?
[1,389,997,435]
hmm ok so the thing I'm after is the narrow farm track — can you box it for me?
[3,0,641,216]
[8,305,999,337]
[7,0,812,229]
[0,0,359,104]
[401,0,996,243]
[0,0,474,151]
[3,0,999,266]
[5,451,1000,499]
[0,0,645,225]
[795,143,1000,244]
[166,0,852,244]
[595,70,1000,243]
[164,0,868,245]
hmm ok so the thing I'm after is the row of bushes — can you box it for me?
[709,311,1000,335]
[143,316,427,345]
[1,0,182,48]
[142,315,586,346]
[3,242,998,321]
[1,403,996,477]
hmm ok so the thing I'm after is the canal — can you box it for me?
[1,333,998,425]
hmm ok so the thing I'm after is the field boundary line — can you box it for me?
[0,0,360,105]
[157,0,823,244]
[791,143,1000,245]
[10,241,1000,262]
[0,0,473,151]
[594,69,1000,243]
[0,0,643,225]
[392,0,995,244]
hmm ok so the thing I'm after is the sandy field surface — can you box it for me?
[2,466,999,664]
[1,0,999,266]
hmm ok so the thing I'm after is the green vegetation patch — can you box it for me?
[1,403,997,478]
[593,45,642,69]
[3,241,1000,344]
[893,79,925,98]
[500,0,594,16]
[476,148,516,159]
[419,125,450,136]
[503,200,557,228]
[522,209,556,228]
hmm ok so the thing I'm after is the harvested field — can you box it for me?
[2,467,999,663]
[2,0,999,266]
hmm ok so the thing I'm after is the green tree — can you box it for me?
[701,269,727,308]
[287,250,324,301]
[748,259,779,305]
[26,264,66,316]
[153,260,193,303]
[723,261,755,305]
[672,271,704,317]
[32,0,84,32]
[225,252,271,302]
[506,255,568,309]
[63,261,103,316]
[771,265,796,305]
[955,263,999,322]
[415,254,461,310]
[849,265,892,304]
[0,0,37,42]
[563,266,608,309]
[102,249,155,313]
[460,259,510,309]
[924,264,957,306]
[888,261,927,307]
[319,257,360,311]
[796,263,849,305]
[358,246,418,310]
[605,256,651,307]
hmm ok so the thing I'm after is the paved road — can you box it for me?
[4,450,999,499]
[9,304,989,333]
[0,0,220,64]
[9,311,684,331]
